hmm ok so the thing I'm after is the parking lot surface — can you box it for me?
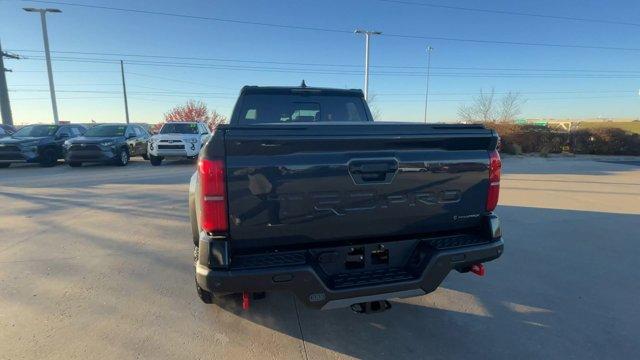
[1,157,639,359]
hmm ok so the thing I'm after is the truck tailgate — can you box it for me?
[224,123,497,250]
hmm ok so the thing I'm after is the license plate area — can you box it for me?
[310,239,425,289]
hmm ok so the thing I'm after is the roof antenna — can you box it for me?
[300,79,307,88]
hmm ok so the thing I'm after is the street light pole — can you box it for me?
[354,29,382,101]
[24,7,61,124]
[120,60,130,124]
[423,46,434,123]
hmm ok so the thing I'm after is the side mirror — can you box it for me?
[127,133,136,139]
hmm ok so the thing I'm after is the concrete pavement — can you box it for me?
[1,157,639,359]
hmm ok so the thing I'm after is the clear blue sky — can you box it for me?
[1,0,640,124]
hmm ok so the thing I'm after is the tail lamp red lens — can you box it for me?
[486,150,501,212]
[198,158,228,233]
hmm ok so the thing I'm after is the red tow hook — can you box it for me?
[471,263,485,276]
[242,292,250,310]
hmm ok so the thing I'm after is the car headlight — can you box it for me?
[101,141,115,147]
[186,138,198,144]
[63,140,72,148]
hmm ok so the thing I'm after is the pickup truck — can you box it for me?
[189,85,503,312]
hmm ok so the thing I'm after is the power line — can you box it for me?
[12,49,640,73]
[372,0,640,28]
[376,95,639,103]
[21,0,640,52]
[10,88,637,98]
[17,56,640,78]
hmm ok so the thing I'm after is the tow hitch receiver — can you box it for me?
[471,263,485,276]
[350,300,392,314]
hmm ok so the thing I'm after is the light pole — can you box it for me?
[120,60,130,124]
[24,7,61,124]
[423,46,434,123]
[354,29,382,101]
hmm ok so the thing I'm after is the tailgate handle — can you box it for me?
[349,159,398,184]
[351,163,396,173]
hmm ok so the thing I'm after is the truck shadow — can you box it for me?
[208,205,640,359]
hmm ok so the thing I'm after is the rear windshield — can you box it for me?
[160,123,199,134]
[84,125,127,137]
[13,125,58,137]
[238,94,370,124]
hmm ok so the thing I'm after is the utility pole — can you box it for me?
[423,46,434,123]
[354,29,382,101]
[0,39,19,126]
[120,60,130,123]
[24,7,61,124]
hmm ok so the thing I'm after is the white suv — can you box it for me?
[148,122,211,166]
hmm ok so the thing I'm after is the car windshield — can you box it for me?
[13,125,59,137]
[160,123,199,134]
[84,125,127,137]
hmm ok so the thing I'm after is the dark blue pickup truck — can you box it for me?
[189,85,503,312]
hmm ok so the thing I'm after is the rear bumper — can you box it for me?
[196,216,503,309]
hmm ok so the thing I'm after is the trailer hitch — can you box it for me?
[350,300,392,314]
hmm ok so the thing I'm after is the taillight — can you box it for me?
[198,158,228,233]
[486,150,501,212]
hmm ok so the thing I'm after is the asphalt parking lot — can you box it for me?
[1,156,639,359]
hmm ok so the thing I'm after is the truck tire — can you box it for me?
[39,148,58,167]
[149,155,163,166]
[194,245,213,304]
[0,163,10,168]
[115,148,129,166]
[68,162,82,167]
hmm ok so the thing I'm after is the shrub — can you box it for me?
[485,123,639,156]
[571,128,640,155]
[487,123,567,154]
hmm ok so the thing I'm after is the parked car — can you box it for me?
[0,124,85,168]
[148,122,211,166]
[0,124,16,138]
[64,123,150,167]
[189,85,504,312]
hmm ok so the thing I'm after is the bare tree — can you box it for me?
[367,93,382,121]
[457,103,476,122]
[477,88,496,122]
[458,89,525,123]
[498,92,525,123]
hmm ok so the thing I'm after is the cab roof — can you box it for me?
[240,85,364,97]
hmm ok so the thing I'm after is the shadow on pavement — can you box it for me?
[207,205,639,359]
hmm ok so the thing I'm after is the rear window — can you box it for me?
[238,94,370,124]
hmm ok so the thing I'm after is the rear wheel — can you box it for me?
[149,155,163,166]
[194,245,213,304]
[0,163,10,168]
[68,162,82,167]
[115,148,129,166]
[39,148,58,167]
